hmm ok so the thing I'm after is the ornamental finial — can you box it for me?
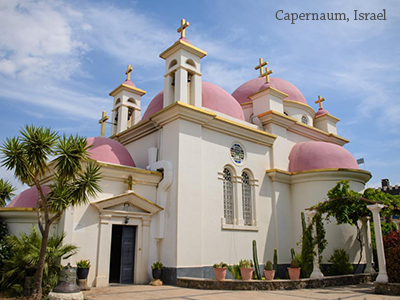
[255,58,273,83]
[177,19,189,39]
[315,95,326,109]
[125,65,133,81]
[98,111,109,136]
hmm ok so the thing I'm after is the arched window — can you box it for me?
[223,168,234,224]
[242,172,252,225]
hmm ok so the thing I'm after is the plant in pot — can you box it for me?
[263,260,275,280]
[213,262,228,281]
[239,259,253,281]
[76,259,91,280]
[151,261,164,280]
[288,258,301,280]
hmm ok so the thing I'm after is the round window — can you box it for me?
[301,115,308,125]
[230,143,246,165]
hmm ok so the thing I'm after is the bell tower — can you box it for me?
[109,65,146,135]
[159,19,207,109]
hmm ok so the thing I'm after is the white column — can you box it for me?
[190,74,202,107]
[174,68,188,103]
[367,204,388,283]
[236,175,244,226]
[163,74,174,108]
[117,106,128,133]
[95,214,112,287]
[362,217,375,273]
[306,210,324,279]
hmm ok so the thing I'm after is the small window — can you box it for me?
[242,172,252,226]
[223,168,234,224]
[301,115,308,125]
[169,59,178,69]
[284,111,289,116]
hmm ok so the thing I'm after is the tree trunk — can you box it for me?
[30,223,50,300]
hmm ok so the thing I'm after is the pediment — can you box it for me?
[91,191,163,215]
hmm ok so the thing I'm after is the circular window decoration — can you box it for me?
[301,115,308,125]
[230,143,246,165]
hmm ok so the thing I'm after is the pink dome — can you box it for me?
[232,77,307,105]
[122,79,136,87]
[7,186,50,208]
[87,137,135,167]
[315,107,329,117]
[142,82,245,121]
[288,141,359,172]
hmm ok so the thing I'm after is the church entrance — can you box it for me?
[109,225,136,284]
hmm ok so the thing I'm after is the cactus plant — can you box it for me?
[264,260,273,271]
[252,240,261,279]
[291,258,299,268]
[273,248,278,271]
[291,248,296,260]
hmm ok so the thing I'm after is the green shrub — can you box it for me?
[0,218,10,270]
[328,248,353,275]
[76,259,91,269]
[227,264,241,279]
[212,262,227,268]
[0,228,77,296]
[151,261,164,270]
[383,229,400,283]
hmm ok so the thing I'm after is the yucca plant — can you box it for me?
[0,228,78,296]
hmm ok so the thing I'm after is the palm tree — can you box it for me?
[0,125,101,300]
[0,178,16,207]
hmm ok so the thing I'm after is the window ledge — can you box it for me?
[222,223,259,231]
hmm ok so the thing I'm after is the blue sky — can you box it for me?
[0,0,399,194]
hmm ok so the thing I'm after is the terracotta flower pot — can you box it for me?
[240,268,253,280]
[263,269,275,280]
[213,267,227,281]
[288,267,301,280]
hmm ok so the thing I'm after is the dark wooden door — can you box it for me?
[119,226,136,284]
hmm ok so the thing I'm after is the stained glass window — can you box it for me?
[230,143,245,164]
[242,172,252,226]
[301,115,308,124]
[223,168,234,224]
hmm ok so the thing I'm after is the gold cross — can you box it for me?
[98,111,109,136]
[264,67,273,83]
[125,65,133,81]
[124,175,136,191]
[255,58,268,77]
[315,95,326,109]
[177,19,189,39]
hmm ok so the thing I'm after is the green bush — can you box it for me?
[383,229,400,283]
[328,248,353,275]
[0,218,10,270]
[0,228,77,296]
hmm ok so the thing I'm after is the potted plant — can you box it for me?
[288,258,301,280]
[76,259,91,280]
[263,260,275,280]
[213,262,228,281]
[151,261,164,280]
[239,259,253,280]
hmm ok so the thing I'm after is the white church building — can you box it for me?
[0,20,372,286]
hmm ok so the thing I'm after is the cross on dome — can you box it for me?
[254,58,273,83]
[177,19,189,39]
[254,58,268,77]
[315,95,326,108]
[125,65,133,81]
[98,111,109,136]
[125,175,136,191]
[264,67,273,83]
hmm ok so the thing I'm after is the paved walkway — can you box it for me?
[83,283,398,300]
